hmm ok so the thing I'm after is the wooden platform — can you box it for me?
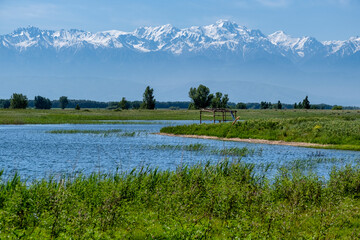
[200,108,237,124]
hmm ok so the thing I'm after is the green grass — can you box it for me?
[1,108,360,124]
[1,161,360,238]
[161,117,360,151]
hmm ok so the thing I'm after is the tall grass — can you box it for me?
[0,161,360,238]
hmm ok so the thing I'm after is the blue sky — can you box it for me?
[0,0,359,40]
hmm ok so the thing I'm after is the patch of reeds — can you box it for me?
[149,143,208,151]
[47,129,139,137]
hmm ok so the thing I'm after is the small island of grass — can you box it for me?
[160,117,360,151]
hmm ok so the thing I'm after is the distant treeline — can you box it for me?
[0,99,358,110]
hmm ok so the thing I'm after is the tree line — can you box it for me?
[0,85,357,110]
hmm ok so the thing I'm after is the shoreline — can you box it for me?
[157,133,329,148]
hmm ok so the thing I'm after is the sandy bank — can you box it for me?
[157,133,329,148]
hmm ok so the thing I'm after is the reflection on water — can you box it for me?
[0,120,360,181]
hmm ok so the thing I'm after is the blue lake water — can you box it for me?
[1,120,360,181]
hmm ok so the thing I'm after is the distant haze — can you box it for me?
[1,20,360,106]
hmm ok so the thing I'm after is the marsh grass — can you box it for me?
[1,161,360,238]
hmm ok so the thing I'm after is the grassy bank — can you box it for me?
[0,108,360,124]
[1,160,360,238]
[161,117,360,151]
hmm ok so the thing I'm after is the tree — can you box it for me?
[75,104,80,110]
[59,96,69,109]
[276,100,282,110]
[260,101,271,109]
[132,101,141,109]
[10,93,28,109]
[302,96,311,109]
[0,99,10,109]
[332,105,343,110]
[236,102,247,109]
[188,84,214,109]
[141,86,156,109]
[211,92,229,108]
[34,96,52,109]
[119,97,130,110]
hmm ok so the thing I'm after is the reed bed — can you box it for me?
[1,160,360,238]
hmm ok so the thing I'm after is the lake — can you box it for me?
[1,120,360,181]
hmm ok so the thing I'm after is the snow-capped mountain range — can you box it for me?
[1,20,359,61]
[1,20,360,105]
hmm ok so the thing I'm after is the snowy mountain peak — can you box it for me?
[215,19,239,30]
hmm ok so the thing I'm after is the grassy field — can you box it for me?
[1,108,360,124]
[0,109,202,124]
[1,160,360,239]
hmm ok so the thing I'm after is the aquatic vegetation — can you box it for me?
[1,161,360,238]
[47,129,139,137]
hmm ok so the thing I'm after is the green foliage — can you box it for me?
[59,96,68,109]
[141,86,156,110]
[10,93,28,109]
[188,84,214,109]
[119,97,130,110]
[1,162,360,238]
[34,96,52,109]
[75,104,80,110]
[211,92,229,108]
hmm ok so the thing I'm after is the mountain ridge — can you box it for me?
[1,20,359,61]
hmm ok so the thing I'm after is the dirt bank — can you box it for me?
[157,133,329,148]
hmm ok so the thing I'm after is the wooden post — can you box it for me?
[223,111,225,122]
[213,111,215,124]
[200,111,202,124]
